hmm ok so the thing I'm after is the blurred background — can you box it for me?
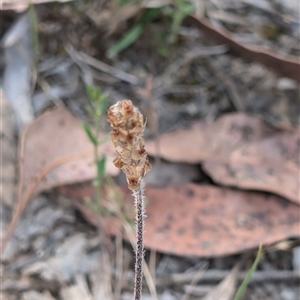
[1,0,300,299]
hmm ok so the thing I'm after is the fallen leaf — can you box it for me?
[1,0,73,11]
[59,183,300,257]
[146,113,300,204]
[1,108,117,254]
[188,16,300,83]
[19,108,117,195]
[3,109,298,256]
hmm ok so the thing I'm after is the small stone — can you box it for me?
[277,78,297,90]
[292,246,300,271]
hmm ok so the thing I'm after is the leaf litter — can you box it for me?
[189,15,300,83]
[2,1,300,299]
[3,107,299,257]
[146,113,300,204]
[0,108,118,253]
[59,183,300,257]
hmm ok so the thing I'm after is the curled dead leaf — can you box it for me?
[189,16,300,83]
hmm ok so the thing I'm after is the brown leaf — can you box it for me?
[1,108,117,254]
[1,0,73,11]
[20,108,117,195]
[60,183,300,257]
[188,16,300,83]
[146,113,300,204]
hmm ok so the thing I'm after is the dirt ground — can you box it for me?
[1,0,300,299]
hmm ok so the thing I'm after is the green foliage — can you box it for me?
[85,197,101,214]
[83,122,98,146]
[86,84,108,116]
[108,25,143,58]
[28,3,39,63]
[119,0,137,6]
[234,245,263,300]
[107,1,195,57]
[96,156,106,180]
[107,8,160,58]
[155,30,169,57]
[165,0,195,44]
[83,84,109,210]
[83,85,136,237]
[86,84,101,102]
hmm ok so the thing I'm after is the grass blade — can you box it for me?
[234,245,263,300]
[107,8,160,58]
[82,123,97,146]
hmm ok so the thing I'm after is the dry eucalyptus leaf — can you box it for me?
[20,108,117,196]
[1,0,73,11]
[189,15,300,83]
[59,183,300,257]
[2,108,117,254]
[146,113,300,204]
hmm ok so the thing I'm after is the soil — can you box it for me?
[1,1,299,299]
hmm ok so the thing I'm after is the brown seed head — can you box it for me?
[107,100,151,190]
[121,100,135,119]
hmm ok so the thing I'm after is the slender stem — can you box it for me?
[133,180,145,300]
[93,112,101,208]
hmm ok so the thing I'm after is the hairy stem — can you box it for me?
[133,180,145,300]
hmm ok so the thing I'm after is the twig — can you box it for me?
[114,233,123,300]
[137,77,160,165]
[37,77,66,108]
[66,45,139,85]
[153,45,228,91]
[149,249,157,287]
[156,269,300,286]
[180,262,208,300]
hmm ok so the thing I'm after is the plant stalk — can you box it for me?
[93,112,101,208]
[133,180,145,300]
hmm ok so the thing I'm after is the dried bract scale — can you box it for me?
[107,100,151,190]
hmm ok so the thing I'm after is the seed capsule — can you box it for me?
[107,100,151,190]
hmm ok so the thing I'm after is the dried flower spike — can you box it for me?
[107,100,151,299]
[107,100,151,190]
